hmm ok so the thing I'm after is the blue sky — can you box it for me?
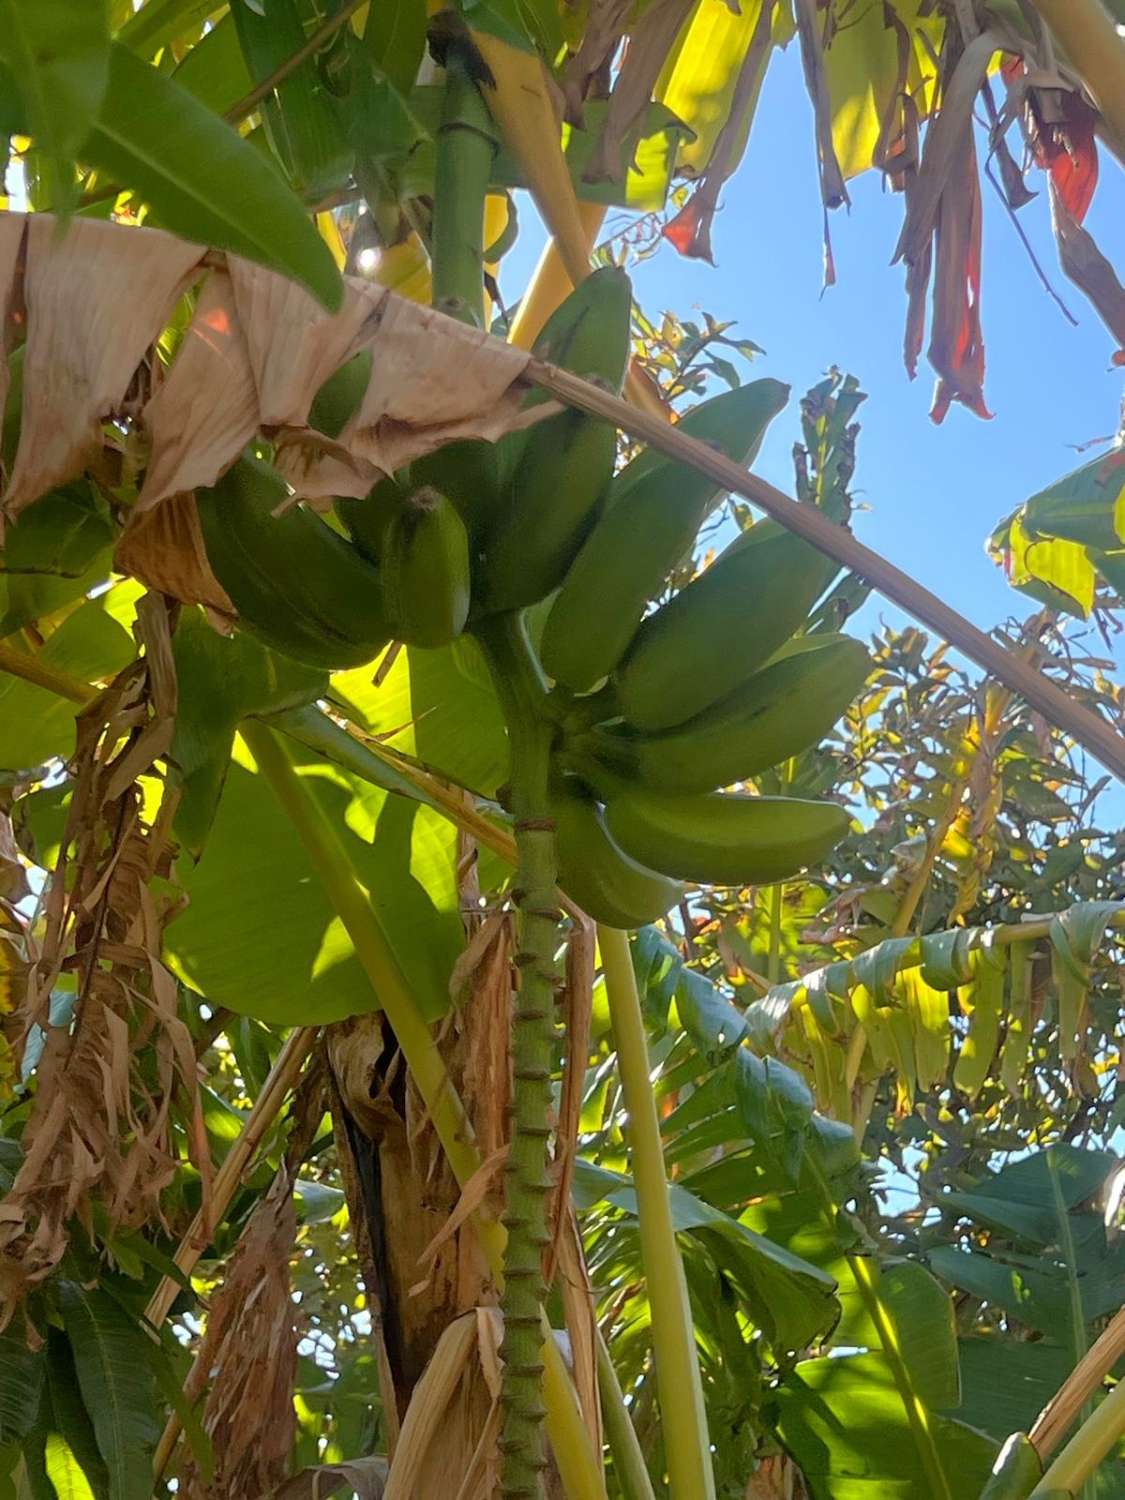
[501,46,1125,658]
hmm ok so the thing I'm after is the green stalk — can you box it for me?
[432,45,496,329]
[599,924,717,1500]
[244,719,607,1500]
[596,1329,661,1500]
[1031,1378,1125,1499]
[477,612,564,1498]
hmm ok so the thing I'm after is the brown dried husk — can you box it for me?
[0,597,205,1317]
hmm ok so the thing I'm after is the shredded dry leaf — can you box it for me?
[1051,187,1125,364]
[137,269,261,512]
[2,215,204,520]
[0,598,204,1316]
[177,1168,301,1500]
[561,0,633,125]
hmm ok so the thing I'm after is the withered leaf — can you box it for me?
[137,269,260,511]
[2,215,204,520]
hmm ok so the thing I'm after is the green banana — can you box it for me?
[604,788,852,886]
[478,267,633,613]
[576,633,871,794]
[539,377,790,693]
[614,519,841,730]
[381,486,471,647]
[339,472,408,564]
[410,439,505,540]
[197,455,392,671]
[552,776,683,929]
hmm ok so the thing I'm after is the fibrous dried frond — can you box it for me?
[2,216,205,520]
[0,597,204,1316]
[663,0,775,263]
[178,1066,325,1500]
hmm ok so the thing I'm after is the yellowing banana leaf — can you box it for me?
[656,0,794,179]
[998,509,1096,619]
[823,0,941,181]
[167,738,464,1026]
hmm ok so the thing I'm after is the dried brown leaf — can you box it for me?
[115,492,235,618]
[561,0,632,124]
[255,1458,388,1500]
[178,1166,301,1500]
[1051,185,1125,360]
[2,215,204,519]
[795,0,849,214]
[137,269,260,511]
[584,0,695,185]
[228,256,378,429]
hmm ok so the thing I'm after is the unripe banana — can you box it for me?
[478,267,633,613]
[381,486,471,647]
[552,776,682,929]
[614,520,841,730]
[309,350,372,439]
[604,788,852,886]
[539,378,789,693]
[197,455,392,671]
[339,472,408,564]
[576,634,871,794]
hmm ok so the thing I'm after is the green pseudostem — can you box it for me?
[477,612,563,1497]
[431,39,496,330]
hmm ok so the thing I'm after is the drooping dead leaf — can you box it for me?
[2,215,204,520]
[228,256,378,428]
[583,0,696,185]
[928,126,990,423]
[663,0,775,263]
[1051,186,1125,364]
[178,1167,301,1500]
[137,269,261,511]
[0,598,203,1315]
[794,0,848,215]
[561,0,633,125]
[280,292,542,499]
[115,492,235,619]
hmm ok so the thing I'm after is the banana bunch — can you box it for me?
[197,456,394,671]
[188,268,868,932]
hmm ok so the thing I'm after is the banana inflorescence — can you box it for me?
[188,273,869,925]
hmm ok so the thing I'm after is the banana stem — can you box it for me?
[432,48,496,329]
[599,924,717,1500]
[476,612,564,1498]
[246,717,606,1498]
[596,1329,661,1500]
